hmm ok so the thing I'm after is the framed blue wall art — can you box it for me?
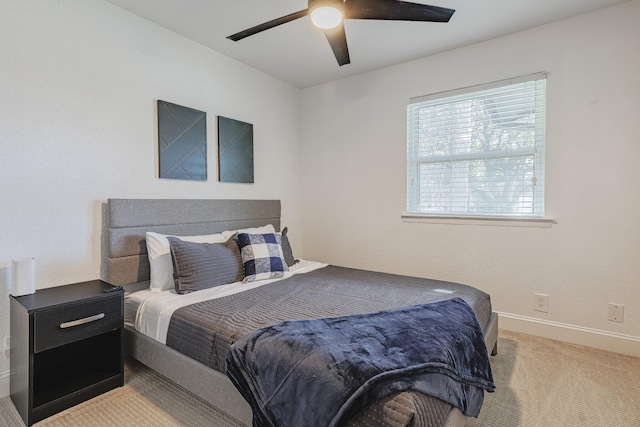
[217,116,254,183]
[157,100,207,181]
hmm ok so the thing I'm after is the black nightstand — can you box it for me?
[9,280,124,426]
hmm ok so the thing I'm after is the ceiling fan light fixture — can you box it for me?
[309,0,344,30]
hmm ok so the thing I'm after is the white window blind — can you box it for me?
[407,73,546,217]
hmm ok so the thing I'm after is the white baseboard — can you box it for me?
[0,370,9,398]
[497,311,640,357]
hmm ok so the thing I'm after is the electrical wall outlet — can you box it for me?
[534,293,549,313]
[608,303,624,322]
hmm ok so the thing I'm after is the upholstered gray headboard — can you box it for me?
[102,199,281,287]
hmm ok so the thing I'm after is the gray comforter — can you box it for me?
[166,265,493,426]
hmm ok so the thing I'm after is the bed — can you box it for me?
[102,198,498,427]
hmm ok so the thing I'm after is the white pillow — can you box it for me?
[146,224,276,292]
[146,231,228,292]
[221,224,276,240]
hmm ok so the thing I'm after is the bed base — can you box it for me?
[124,312,498,427]
[124,326,252,424]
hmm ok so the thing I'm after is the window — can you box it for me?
[407,73,546,218]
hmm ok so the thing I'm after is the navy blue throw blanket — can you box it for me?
[226,297,495,427]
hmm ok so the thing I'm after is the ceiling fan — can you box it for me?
[227,0,455,66]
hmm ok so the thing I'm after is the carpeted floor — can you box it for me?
[0,330,638,426]
[468,330,640,427]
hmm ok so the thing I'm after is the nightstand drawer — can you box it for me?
[34,295,122,353]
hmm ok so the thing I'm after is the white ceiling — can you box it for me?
[104,0,628,88]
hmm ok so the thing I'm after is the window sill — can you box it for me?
[401,214,555,228]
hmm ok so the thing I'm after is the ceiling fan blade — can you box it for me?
[227,9,309,41]
[324,23,351,66]
[345,0,455,23]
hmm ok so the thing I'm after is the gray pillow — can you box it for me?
[281,227,299,267]
[168,236,243,294]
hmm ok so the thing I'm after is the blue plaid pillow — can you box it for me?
[236,233,289,282]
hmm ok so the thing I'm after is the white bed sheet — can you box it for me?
[125,260,328,344]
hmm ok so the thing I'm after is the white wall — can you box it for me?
[299,1,640,354]
[0,0,302,396]
[1,0,639,402]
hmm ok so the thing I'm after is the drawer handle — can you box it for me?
[59,313,105,329]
